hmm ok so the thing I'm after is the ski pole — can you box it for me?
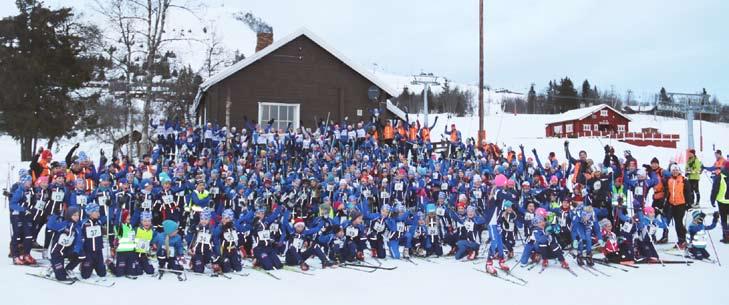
[705,229,722,267]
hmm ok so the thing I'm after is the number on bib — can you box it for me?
[634,187,644,196]
[396,222,405,232]
[292,238,304,249]
[141,199,152,209]
[162,195,174,205]
[436,207,446,216]
[473,190,482,199]
[269,223,279,232]
[136,240,150,252]
[373,222,385,233]
[394,182,403,191]
[345,226,358,238]
[34,200,46,211]
[58,233,74,247]
[427,226,438,235]
[51,191,64,202]
[196,232,211,244]
[380,191,390,199]
[76,196,87,206]
[85,225,102,238]
[223,231,238,243]
[258,230,271,240]
[464,221,475,232]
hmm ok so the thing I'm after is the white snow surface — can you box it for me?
[1,113,728,305]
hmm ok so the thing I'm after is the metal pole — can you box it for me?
[478,0,485,143]
[687,105,694,149]
[423,83,429,127]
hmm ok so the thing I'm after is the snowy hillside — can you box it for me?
[377,71,523,115]
[1,112,728,305]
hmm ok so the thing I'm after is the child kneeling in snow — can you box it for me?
[687,211,719,260]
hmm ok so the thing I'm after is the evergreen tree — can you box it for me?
[527,84,536,114]
[0,0,102,160]
[659,87,670,103]
[556,77,578,112]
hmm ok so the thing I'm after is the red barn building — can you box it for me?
[545,104,679,148]
[545,104,629,137]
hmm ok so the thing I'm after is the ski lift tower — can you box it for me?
[411,73,441,127]
[667,92,716,151]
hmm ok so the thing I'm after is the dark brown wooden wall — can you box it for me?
[199,35,391,129]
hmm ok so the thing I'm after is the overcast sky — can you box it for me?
[2,0,726,102]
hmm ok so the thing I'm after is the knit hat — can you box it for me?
[425,203,436,214]
[140,210,152,221]
[41,149,53,160]
[200,207,212,221]
[84,202,100,214]
[162,220,178,235]
[502,200,513,209]
[222,209,234,220]
[319,203,332,215]
[350,210,363,221]
[381,204,392,212]
[34,176,48,187]
[650,157,659,164]
[293,217,305,228]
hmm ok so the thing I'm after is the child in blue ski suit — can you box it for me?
[77,202,107,279]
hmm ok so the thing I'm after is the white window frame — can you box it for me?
[583,124,591,132]
[553,125,562,134]
[565,124,573,133]
[600,110,608,117]
[594,124,599,131]
[617,125,625,133]
[258,102,300,131]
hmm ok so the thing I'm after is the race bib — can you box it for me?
[373,222,386,233]
[196,232,211,244]
[258,230,271,240]
[292,238,304,249]
[559,217,567,227]
[394,182,404,191]
[34,200,46,211]
[326,185,334,192]
[247,192,255,200]
[51,191,64,202]
[223,231,238,243]
[473,190,482,199]
[269,223,279,232]
[634,187,643,196]
[427,226,438,235]
[436,207,446,216]
[141,199,152,209]
[648,226,656,236]
[362,189,371,197]
[210,187,219,195]
[396,222,405,232]
[525,213,534,221]
[58,233,74,247]
[345,226,358,238]
[380,191,390,199]
[76,196,87,206]
[441,183,449,190]
[136,240,150,252]
[85,225,102,238]
[97,195,108,207]
[464,220,475,231]
[162,195,174,205]
[621,222,633,233]
[168,247,175,257]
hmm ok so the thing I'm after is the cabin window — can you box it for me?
[617,125,625,132]
[565,124,573,133]
[259,102,300,131]
[553,125,562,134]
[600,110,608,117]
[583,124,591,132]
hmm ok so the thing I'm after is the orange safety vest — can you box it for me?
[383,125,394,140]
[408,127,418,141]
[572,162,581,184]
[397,126,406,138]
[421,128,431,142]
[450,130,458,143]
[32,159,51,182]
[372,130,379,141]
[653,167,665,200]
[715,158,726,175]
[667,176,686,206]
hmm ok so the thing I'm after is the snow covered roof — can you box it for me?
[192,27,399,112]
[547,104,631,124]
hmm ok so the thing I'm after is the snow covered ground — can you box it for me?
[1,112,728,305]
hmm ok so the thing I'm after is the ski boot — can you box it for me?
[560,259,570,269]
[530,252,540,263]
[356,251,365,261]
[485,259,497,275]
[322,260,336,269]
[498,258,510,271]
[576,255,585,266]
[586,255,594,267]
[541,258,549,267]
[507,250,514,259]
[402,248,410,259]
[467,250,476,260]
[13,256,25,265]
[24,254,37,265]
[300,262,310,271]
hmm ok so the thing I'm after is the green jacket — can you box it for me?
[686,157,703,180]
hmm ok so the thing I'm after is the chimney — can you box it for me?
[256,32,273,52]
